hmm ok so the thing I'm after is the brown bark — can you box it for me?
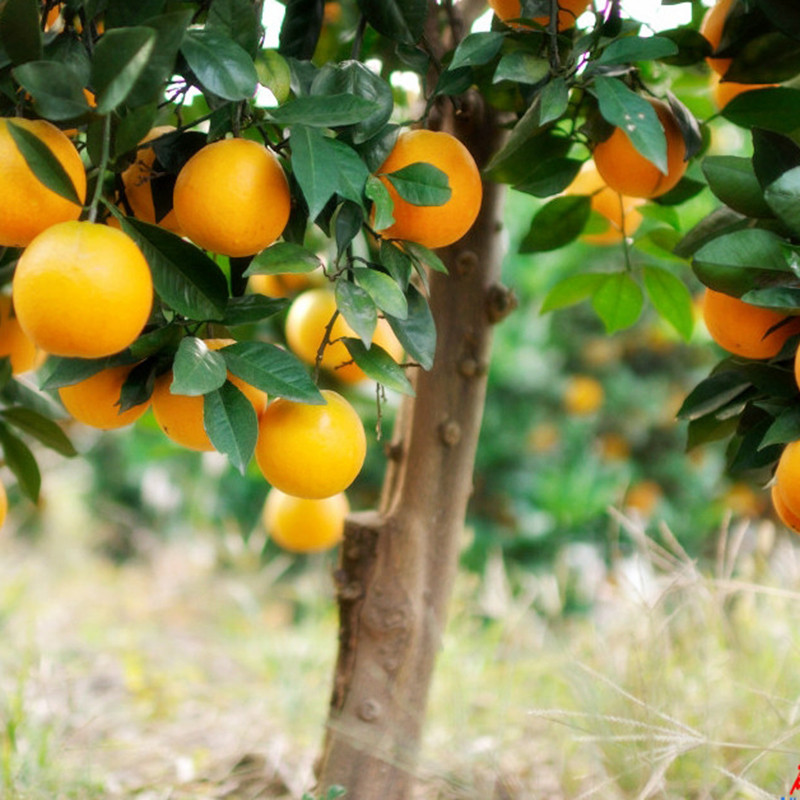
[315,90,509,799]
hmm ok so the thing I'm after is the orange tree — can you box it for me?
[1,0,799,797]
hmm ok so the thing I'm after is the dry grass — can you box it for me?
[2,463,800,798]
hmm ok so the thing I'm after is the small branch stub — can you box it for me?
[357,699,381,722]
[485,284,518,324]
[455,249,478,277]
[439,419,462,447]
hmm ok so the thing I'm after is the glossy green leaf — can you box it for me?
[538,77,569,126]
[0,421,40,502]
[379,241,412,290]
[514,157,582,197]
[764,166,800,237]
[356,0,427,45]
[593,76,668,174]
[384,163,451,207]
[335,280,377,347]
[343,338,414,394]
[677,369,751,421]
[256,49,292,104]
[170,337,227,396]
[540,273,607,314]
[760,406,800,450]
[204,381,258,474]
[0,407,76,457]
[221,341,324,404]
[520,195,591,253]
[722,88,800,134]
[14,59,90,122]
[493,53,549,85]
[597,35,678,65]
[366,175,395,231]
[91,27,157,114]
[702,156,773,219]
[354,267,407,319]
[643,265,694,341]
[591,272,644,333]
[385,285,435,370]
[0,0,41,65]
[122,218,229,320]
[6,121,82,204]
[105,0,166,26]
[208,0,262,56]
[402,241,447,274]
[181,28,257,102]
[219,295,289,326]
[449,32,504,71]
[245,242,324,276]
[268,94,378,127]
[38,355,130,390]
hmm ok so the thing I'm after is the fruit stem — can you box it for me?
[87,114,112,224]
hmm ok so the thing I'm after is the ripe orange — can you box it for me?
[255,389,366,499]
[593,98,687,199]
[771,485,800,534]
[173,137,290,257]
[0,480,7,528]
[710,73,776,109]
[702,289,800,360]
[120,126,183,235]
[625,480,663,517]
[249,272,314,298]
[374,129,482,249]
[489,0,589,30]
[700,0,734,76]
[566,163,643,245]
[151,338,268,452]
[59,364,150,430]
[13,221,153,358]
[0,294,37,375]
[263,488,349,553]
[285,288,403,383]
[775,441,800,518]
[563,375,604,415]
[0,117,87,247]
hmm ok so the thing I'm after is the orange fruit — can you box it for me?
[249,272,315,298]
[563,375,604,415]
[0,294,37,375]
[59,364,150,430]
[775,441,800,518]
[625,480,663,517]
[700,0,734,76]
[120,126,183,235]
[151,338,268,452]
[0,480,7,528]
[0,117,86,247]
[771,485,800,533]
[173,137,290,257]
[702,289,800,360]
[593,98,687,199]
[489,0,589,30]
[255,389,366,499]
[566,163,643,245]
[710,73,777,109]
[374,129,482,249]
[285,288,404,383]
[263,488,349,553]
[13,221,153,358]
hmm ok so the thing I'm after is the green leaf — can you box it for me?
[597,35,678,65]
[354,267,408,319]
[91,27,157,114]
[356,0,427,45]
[0,422,40,502]
[310,60,395,144]
[122,218,229,320]
[513,157,582,198]
[702,156,774,219]
[519,196,591,253]
[245,242,324,276]
[761,406,800,450]
[591,272,644,333]
[335,280,377,347]
[343,338,414,394]
[219,295,289,326]
[764,166,800,237]
[678,370,751,420]
[692,229,791,296]
[593,77,668,174]
[366,175,395,231]
[278,0,323,60]
[540,273,606,314]
[493,53,549,85]
[207,0,262,57]
[674,207,749,259]
[384,163,451,207]
[0,0,41,65]
[402,241,447,274]
[180,28,257,102]
[105,0,166,26]
[0,407,76,457]
[385,285,435,370]
[538,77,569,126]
[256,49,292,104]
[38,355,130,390]
[290,125,370,220]
[170,337,227,396]
[268,94,379,127]
[643,265,694,341]
[221,341,324,404]
[204,381,258,474]
[6,121,82,205]
[332,200,364,261]
[724,32,800,84]
[722,88,800,134]
[379,240,412,290]
[449,32,504,71]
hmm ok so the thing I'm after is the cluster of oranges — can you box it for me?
[0,104,484,546]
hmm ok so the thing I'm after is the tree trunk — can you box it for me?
[315,91,509,799]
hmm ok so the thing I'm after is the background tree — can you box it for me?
[1,0,799,798]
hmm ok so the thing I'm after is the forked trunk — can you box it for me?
[315,93,508,799]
